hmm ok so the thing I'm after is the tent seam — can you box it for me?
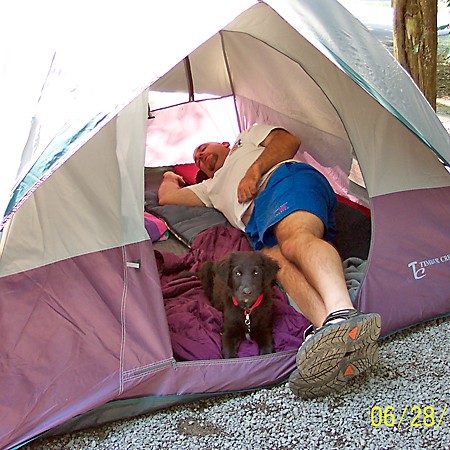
[119,246,128,395]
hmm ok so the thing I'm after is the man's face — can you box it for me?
[193,142,230,178]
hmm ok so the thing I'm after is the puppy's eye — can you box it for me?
[235,270,242,277]
[253,270,259,276]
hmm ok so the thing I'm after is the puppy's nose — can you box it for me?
[242,287,252,296]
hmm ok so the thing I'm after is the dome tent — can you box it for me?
[1,0,450,448]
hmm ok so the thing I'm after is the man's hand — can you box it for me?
[237,166,261,203]
[162,170,186,187]
[158,171,204,206]
[237,128,300,203]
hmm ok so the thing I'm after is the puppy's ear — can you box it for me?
[261,254,280,283]
[215,254,233,285]
[198,261,216,298]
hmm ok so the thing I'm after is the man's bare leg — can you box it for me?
[267,210,381,399]
[273,210,354,319]
[261,245,327,328]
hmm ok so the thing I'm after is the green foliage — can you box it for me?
[438,42,450,63]
[444,48,450,63]
[438,38,450,63]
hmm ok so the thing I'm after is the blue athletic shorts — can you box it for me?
[245,162,336,250]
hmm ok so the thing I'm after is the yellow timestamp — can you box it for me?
[370,405,448,428]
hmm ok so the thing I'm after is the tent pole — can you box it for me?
[183,57,195,102]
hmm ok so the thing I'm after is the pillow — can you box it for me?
[148,204,231,247]
[173,163,199,185]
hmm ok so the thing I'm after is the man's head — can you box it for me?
[193,142,230,179]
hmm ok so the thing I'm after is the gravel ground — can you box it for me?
[25,316,450,450]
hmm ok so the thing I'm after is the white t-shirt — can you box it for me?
[187,124,285,230]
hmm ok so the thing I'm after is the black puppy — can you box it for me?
[199,251,280,358]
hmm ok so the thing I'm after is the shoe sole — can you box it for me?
[289,313,381,399]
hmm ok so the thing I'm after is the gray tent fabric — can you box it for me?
[1,1,450,449]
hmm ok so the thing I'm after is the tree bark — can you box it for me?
[393,0,438,110]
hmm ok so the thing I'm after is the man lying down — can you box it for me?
[158,123,381,399]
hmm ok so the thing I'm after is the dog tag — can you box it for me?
[244,312,251,335]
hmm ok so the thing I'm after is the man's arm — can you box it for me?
[237,128,301,203]
[158,171,205,206]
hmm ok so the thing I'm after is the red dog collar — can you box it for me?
[232,293,264,315]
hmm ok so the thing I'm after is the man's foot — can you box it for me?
[289,309,381,399]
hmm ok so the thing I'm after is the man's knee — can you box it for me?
[262,245,296,280]
[278,233,304,261]
[278,233,310,262]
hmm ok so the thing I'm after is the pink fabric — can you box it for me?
[173,163,199,185]
[144,211,168,242]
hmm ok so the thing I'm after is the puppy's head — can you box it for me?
[216,251,280,309]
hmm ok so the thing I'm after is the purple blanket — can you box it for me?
[155,226,311,361]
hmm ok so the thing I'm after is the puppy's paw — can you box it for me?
[258,344,273,355]
[222,348,238,359]
[257,334,273,355]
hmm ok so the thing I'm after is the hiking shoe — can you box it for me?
[289,309,381,399]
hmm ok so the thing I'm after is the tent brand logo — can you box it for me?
[408,253,450,280]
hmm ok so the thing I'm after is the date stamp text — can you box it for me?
[370,405,448,428]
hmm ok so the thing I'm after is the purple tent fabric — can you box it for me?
[0,227,310,449]
[0,240,171,449]
[355,187,450,336]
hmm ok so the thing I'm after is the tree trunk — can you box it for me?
[393,0,438,110]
